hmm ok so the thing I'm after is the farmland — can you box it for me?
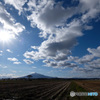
[0,79,99,100]
[75,80,100,96]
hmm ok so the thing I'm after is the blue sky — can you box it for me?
[0,0,100,78]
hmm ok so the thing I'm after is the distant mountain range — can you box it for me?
[20,72,55,79]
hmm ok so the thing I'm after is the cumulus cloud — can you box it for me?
[27,0,78,31]
[73,65,100,78]
[86,59,100,69]
[43,59,77,69]
[7,57,22,65]
[77,55,94,64]
[23,19,82,61]
[75,46,100,65]
[6,49,13,53]
[71,45,100,74]
[8,57,18,62]
[3,0,97,70]
[23,0,100,69]
[87,46,100,57]
[79,0,100,22]
[23,59,34,64]
[73,67,93,75]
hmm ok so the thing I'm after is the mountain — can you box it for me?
[20,72,54,79]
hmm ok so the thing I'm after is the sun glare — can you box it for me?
[0,31,12,42]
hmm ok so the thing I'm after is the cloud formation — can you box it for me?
[72,45,100,75]
[4,0,27,15]
[87,46,100,57]
[0,65,7,68]
[13,62,21,64]
[8,58,18,62]
[7,57,21,64]
[0,2,25,40]
[23,0,100,69]
[3,0,100,77]
[23,59,34,64]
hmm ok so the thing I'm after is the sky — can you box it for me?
[0,0,100,78]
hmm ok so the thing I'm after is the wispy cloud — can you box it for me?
[6,49,13,53]
[23,59,34,64]
[4,0,27,15]
[13,61,21,64]
[32,66,37,68]
[0,65,8,68]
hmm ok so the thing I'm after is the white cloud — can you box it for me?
[0,0,99,78]
[8,57,18,62]
[26,0,100,38]
[77,55,94,64]
[73,67,93,73]
[3,0,94,71]
[87,46,100,57]
[0,2,25,40]
[43,59,77,69]
[27,0,79,35]
[86,59,100,69]
[13,62,21,64]
[4,0,27,15]
[7,57,22,64]
[0,65,8,68]
[71,45,100,75]
[23,0,100,69]
[0,50,3,53]
[6,49,13,53]
[79,0,100,22]
[31,46,39,49]
[23,59,34,64]
[0,50,3,56]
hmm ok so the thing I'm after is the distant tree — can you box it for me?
[27,75,32,80]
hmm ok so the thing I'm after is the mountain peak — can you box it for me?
[20,72,54,79]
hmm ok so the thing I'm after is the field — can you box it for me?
[0,79,100,100]
[75,80,100,96]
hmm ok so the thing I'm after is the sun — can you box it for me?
[0,31,12,42]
